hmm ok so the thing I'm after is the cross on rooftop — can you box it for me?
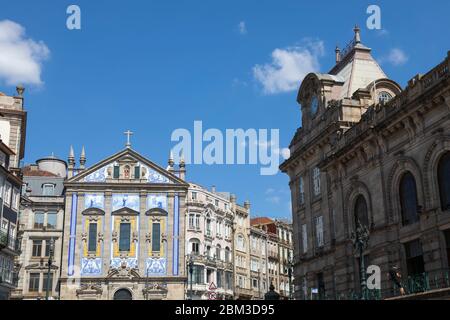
[124,130,134,148]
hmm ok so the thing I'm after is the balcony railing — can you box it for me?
[0,230,21,253]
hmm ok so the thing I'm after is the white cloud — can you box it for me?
[238,21,247,35]
[386,48,408,66]
[266,196,281,204]
[253,39,324,94]
[0,20,50,86]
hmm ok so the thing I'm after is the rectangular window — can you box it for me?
[4,182,11,206]
[32,240,42,257]
[43,273,53,293]
[29,273,40,292]
[405,239,425,276]
[119,223,131,252]
[315,216,324,248]
[193,265,204,284]
[191,192,197,200]
[188,214,195,229]
[113,166,120,179]
[299,176,305,206]
[44,240,52,257]
[302,224,308,254]
[312,167,321,196]
[42,184,55,196]
[192,242,199,254]
[152,222,161,252]
[445,230,450,268]
[217,270,223,288]
[215,199,219,206]
[88,223,97,252]
[47,212,57,230]
[134,166,140,179]
[34,212,45,229]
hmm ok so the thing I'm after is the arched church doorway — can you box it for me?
[113,288,133,300]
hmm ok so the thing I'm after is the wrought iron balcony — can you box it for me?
[0,230,21,254]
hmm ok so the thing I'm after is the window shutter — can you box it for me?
[113,166,120,179]
[134,166,140,179]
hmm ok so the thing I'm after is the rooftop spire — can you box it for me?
[80,146,86,169]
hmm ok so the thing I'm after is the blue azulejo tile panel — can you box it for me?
[81,258,102,276]
[84,194,105,209]
[147,194,168,211]
[112,194,140,212]
[146,258,167,276]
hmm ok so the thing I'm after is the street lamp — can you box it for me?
[287,258,294,300]
[351,220,370,300]
[188,255,194,300]
[46,238,55,300]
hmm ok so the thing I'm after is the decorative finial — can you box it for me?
[68,145,75,166]
[124,130,134,148]
[80,146,86,168]
[179,153,185,168]
[354,25,361,44]
[168,151,174,167]
[16,84,25,97]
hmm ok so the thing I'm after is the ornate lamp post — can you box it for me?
[351,221,370,300]
[287,257,294,300]
[45,238,55,300]
[188,255,194,300]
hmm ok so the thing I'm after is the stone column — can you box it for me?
[167,193,174,275]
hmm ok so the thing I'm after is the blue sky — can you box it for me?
[0,0,449,219]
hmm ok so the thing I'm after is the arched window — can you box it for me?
[400,172,420,226]
[378,91,392,104]
[438,152,450,211]
[113,288,133,300]
[354,195,369,228]
[189,238,200,255]
[225,247,231,262]
[216,245,221,260]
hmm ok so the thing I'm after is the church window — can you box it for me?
[378,91,392,104]
[88,223,97,252]
[438,152,450,211]
[400,172,420,226]
[119,223,131,252]
[354,195,369,228]
[134,166,140,179]
[312,167,321,196]
[113,166,119,179]
[152,222,161,252]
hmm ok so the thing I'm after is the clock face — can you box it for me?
[310,96,319,116]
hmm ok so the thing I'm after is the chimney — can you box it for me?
[335,46,341,63]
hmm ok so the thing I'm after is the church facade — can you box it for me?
[58,147,189,300]
[281,27,450,299]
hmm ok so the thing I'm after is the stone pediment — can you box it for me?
[82,207,105,216]
[112,207,139,216]
[66,148,187,185]
[145,208,168,216]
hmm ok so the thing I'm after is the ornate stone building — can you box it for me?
[281,27,450,299]
[251,218,293,299]
[0,87,26,300]
[185,184,235,300]
[58,145,189,300]
[13,156,67,300]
